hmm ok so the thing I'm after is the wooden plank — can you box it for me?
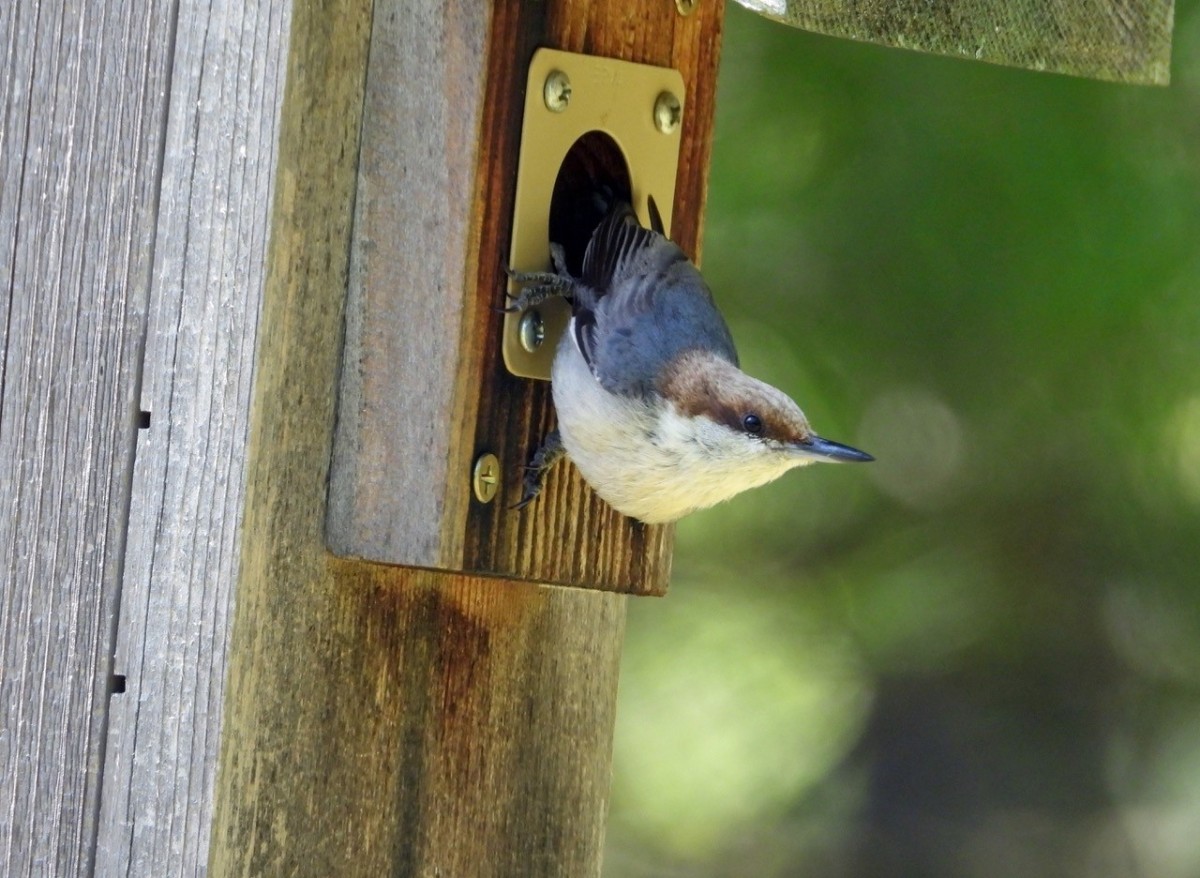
[209,0,724,874]
[327,0,724,595]
[462,0,725,594]
[325,0,492,571]
[214,567,628,876]
[93,0,294,874]
[0,2,173,874]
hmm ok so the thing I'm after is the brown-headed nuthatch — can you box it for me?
[506,201,872,524]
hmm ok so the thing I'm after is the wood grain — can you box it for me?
[208,2,646,873]
[3,0,725,873]
[328,0,725,595]
[325,0,492,569]
[93,0,294,874]
[0,2,173,874]
[461,0,725,595]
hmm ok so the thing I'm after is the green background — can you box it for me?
[605,2,1200,875]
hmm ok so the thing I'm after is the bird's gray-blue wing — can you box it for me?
[572,205,738,398]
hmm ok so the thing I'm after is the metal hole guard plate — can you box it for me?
[503,49,686,380]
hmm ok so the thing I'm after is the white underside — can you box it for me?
[551,333,805,524]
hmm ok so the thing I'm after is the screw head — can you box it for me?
[653,91,682,135]
[675,0,698,15]
[543,70,571,113]
[473,453,501,504]
[519,310,545,352]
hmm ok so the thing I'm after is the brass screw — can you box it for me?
[675,0,698,15]
[473,453,501,504]
[653,91,682,135]
[519,309,545,352]
[544,70,571,113]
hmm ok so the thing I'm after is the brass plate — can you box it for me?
[503,49,685,380]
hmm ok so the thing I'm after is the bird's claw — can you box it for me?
[502,243,575,313]
[510,430,565,512]
[503,272,572,313]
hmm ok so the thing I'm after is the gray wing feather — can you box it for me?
[571,204,738,398]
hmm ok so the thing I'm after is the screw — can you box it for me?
[473,453,501,504]
[519,310,545,352]
[675,0,698,15]
[543,70,571,113]
[653,91,682,135]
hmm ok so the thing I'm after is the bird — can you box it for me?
[505,199,873,524]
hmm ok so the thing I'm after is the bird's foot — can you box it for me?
[511,430,565,510]
[502,244,574,313]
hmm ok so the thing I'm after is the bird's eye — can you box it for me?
[741,413,764,436]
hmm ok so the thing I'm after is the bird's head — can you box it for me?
[656,350,873,492]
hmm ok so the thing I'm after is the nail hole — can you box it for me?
[138,411,151,429]
[110,674,127,694]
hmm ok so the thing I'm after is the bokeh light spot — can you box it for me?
[1109,705,1200,878]
[1165,395,1200,503]
[611,589,872,858]
[842,544,999,670]
[1103,581,1200,684]
[857,387,964,510]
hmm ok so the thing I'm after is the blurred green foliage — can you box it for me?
[605,2,1200,876]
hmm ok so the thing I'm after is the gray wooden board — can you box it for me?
[95,0,292,875]
[0,0,289,875]
[325,0,490,570]
[0,1,172,874]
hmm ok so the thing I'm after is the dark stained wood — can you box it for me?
[459,0,727,594]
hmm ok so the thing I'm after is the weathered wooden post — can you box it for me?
[195,2,726,872]
[1,0,1172,875]
[3,0,718,871]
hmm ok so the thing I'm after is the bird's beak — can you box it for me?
[794,435,874,463]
